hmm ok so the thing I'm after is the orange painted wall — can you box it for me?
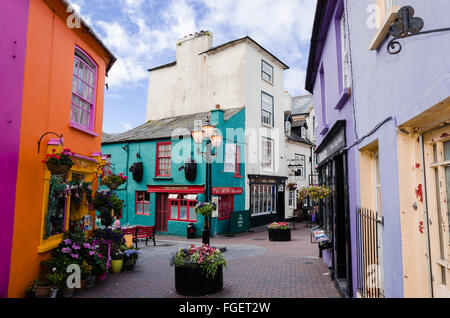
[8,0,111,297]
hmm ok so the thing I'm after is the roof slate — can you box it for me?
[101,107,244,144]
[291,94,314,115]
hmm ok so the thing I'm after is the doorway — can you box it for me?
[155,193,169,232]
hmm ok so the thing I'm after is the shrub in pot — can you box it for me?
[268,222,291,241]
[171,244,226,296]
[123,246,141,271]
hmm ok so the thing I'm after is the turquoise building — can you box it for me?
[101,107,246,237]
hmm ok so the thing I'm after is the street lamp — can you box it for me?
[191,116,223,245]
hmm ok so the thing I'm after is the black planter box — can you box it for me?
[268,228,291,241]
[175,264,223,296]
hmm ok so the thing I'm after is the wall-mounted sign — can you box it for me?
[211,187,243,195]
[211,196,219,218]
[316,126,346,165]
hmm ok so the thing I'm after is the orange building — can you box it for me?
[1,0,115,297]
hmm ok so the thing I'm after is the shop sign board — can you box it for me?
[316,127,346,165]
[229,210,250,234]
[211,187,243,195]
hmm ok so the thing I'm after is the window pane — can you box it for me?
[77,79,83,95]
[170,201,178,219]
[144,192,150,202]
[143,203,150,214]
[89,70,95,86]
[78,62,84,79]
[444,141,450,161]
[72,76,78,93]
[73,59,79,75]
[136,202,143,214]
[88,87,93,103]
[179,201,188,220]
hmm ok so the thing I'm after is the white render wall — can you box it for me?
[146,33,247,121]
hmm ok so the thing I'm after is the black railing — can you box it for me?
[356,207,384,298]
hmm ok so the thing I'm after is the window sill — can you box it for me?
[69,123,99,137]
[169,219,197,223]
[334,87,351,110]
[261,123,274,129]
[261,78,274,86]
[38,235,63,254]
[153,176,173,180]
[369,8,399,51]
[319,125,329,136]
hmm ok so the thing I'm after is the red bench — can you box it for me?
[122,226,156,248]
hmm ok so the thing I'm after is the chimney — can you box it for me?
[176,30,213,62]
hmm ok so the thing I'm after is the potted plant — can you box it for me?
[100,172,128,190]
[123,246,141,271]
[42,148,74,176]
[111,249,124,273]
[194,202,217,239]
[31,272,63,299]
[170,244,226,296]
[268,222,291,241]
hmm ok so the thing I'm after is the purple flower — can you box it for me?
[83,243,91,249]
[72,243,81,250]
[63,239,72,245]
[89,251,96,256]
[70,254,79,259]
[61,247,72,254]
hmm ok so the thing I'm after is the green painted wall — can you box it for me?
[101,108,245,238]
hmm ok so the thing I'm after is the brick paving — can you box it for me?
[75,221,340,298]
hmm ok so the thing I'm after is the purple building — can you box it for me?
[305,0,356,298]
[307,0,450,298]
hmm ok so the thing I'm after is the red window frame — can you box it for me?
[234,145,242,177]
[135,191,150,215]
[218,195,234,220]
[156,142,172,177]
[169,196,197,222]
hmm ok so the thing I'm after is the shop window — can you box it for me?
[70,47,97,133]
[136,191,150,215]
[261,60,274,83]
[169,194,197,222]
[156,142,172,177]
[250,184,277,216]
[44,175,67,239]
[218,195,233,220]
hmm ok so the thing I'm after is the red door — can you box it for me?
[155,193,169,232]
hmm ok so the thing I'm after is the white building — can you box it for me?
[146,31,291,226]
[283,93,316,219]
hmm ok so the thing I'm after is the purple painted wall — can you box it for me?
[0,0,29,298]
[346,0,450,297]
[307,0,359,297]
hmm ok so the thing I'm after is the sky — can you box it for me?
[68,0,316,134]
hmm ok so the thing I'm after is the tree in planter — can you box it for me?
[194,202,217,241]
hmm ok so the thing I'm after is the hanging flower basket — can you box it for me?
[43,148,74,176]
[46,162,72,176]
[100,173,127,190]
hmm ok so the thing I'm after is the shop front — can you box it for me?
[315,121,353,298]
[248,175,287,228]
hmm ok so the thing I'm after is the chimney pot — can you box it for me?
[215,104,220,109]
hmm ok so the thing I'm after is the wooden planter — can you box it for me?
[175,264,223,296]
[268,228,291,241]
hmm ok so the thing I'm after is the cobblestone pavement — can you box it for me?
[76,222,340,298]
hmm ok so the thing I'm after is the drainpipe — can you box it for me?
[419,134,434,298]
[122,143,130,226]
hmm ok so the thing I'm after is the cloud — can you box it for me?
[119,122,133,131]
[90,0,314,95]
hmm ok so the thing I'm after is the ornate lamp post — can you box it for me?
[191,116,223,245]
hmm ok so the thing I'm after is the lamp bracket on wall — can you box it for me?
[37,132,64,154]
[388,6,450,55]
